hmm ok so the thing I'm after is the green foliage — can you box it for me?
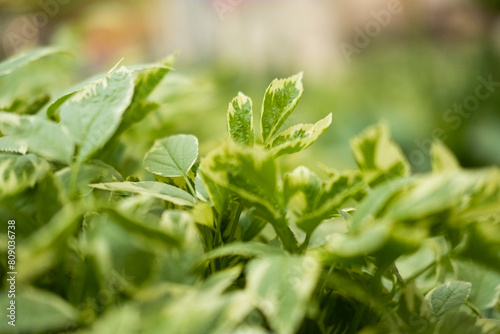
[260,72,303,144]
[59,64,134,163]
[228,92,254,146]
[0,48,499,334]
[144,134,199,178]
[0,112,74,163]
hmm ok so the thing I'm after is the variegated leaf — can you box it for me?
[431,140,460,173]
[350,122,410,185]
[260,73,303,144]
[267,113,332,157]
[0,136,28,154]
[59,64,134,163]
[227,92,254,146]
[0,153,50,200]
[200,143,278,219]
[0,112,73,164]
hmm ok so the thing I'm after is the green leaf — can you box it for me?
[142,279,251,334]
[0,287,78,333]
[2,94,50,115]
[459,222,500,273]
[160,210,203,250]
[103,208,180,248]
[56,160,124,196]
[386,170,492,221]
[90,181,196,206]
[267,113,332,157]
[34,172,66,224]
[0,47,69,77]
[196,242,284,266]
[349,177,410,231]
[434,311,500,334]
[17,203,84,281]
[202,266,243,295]
[397,283,433,332]
[0,136,27,154]
[228,92,254,146]
[86,305,140,334]
[46,61,172,120]
[431,140,460,173]
[0,153,50,200]
[0,112,74,163]
[475,319,500,334]
[245,255,320,334]
[199,172,230,213]
[260,73,303,144]
[115,57,174,135]
[200,142,278,219]
[191,202,215,228]
[425,281,471,320]
[322,219,392,258]
[129,61,174,102]
[59,65,134,162]
[239,210,269,242]
[453,260,500,311]
[350,122,410,184]
[284,166,321,205]
[144,134,199,177]
[294,170,366,233]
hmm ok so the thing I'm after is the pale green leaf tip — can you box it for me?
[431,139,460,173]
[108,58,124,73]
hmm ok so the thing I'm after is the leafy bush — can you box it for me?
[1,48,499,334]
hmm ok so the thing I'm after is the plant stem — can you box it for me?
[347,261,390,334]
[299,232,311,254]
[182,174,197,200]
[227,202,243,243]
[69,162,81,198]
[273,220,299,253]
[206,229,217,274]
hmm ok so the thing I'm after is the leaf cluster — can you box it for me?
[0,48,499,334]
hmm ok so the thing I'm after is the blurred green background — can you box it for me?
[1,0,499,175]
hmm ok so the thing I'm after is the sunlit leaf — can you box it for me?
[228,92,254,146]
[200,143,278,219]
[60,65,134,162]
[0,112,74,163]
[0,47,68,77]
[431,140,460,173]
[267,113,332,157]
[0,136,27,154]
[260,73,303,144]
[144,134,199,177]
[246,255,320,334]
[90,181,196,206]
[350,122,410,184]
